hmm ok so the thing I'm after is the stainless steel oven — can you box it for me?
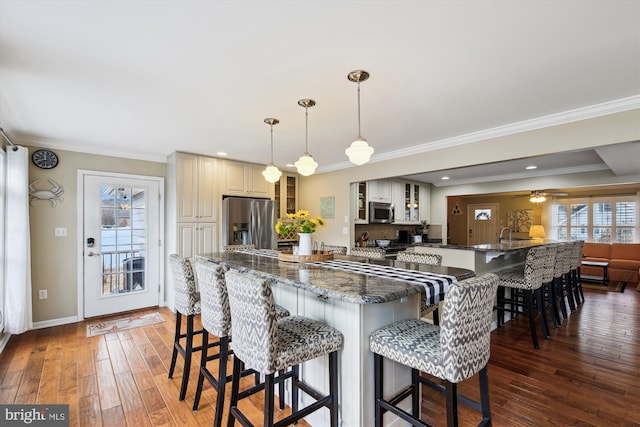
[369,202,394,224]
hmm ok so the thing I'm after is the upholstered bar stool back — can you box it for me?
[552,242,569,320]
[369,273,499,427]
[323,245,347,255]
[396,251,443,324]
[350,247,386,259]
[540,244,561,328]
[225,270,344,427]
[168,254,203,401]
[223,244,256,252]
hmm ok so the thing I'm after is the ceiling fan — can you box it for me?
[526,190,570,202]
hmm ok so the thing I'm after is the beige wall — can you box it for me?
[28,147,165,323]
[298,109,640,249]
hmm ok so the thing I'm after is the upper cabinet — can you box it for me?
[274,172,298,220]
[221,160,273,198]
[392,179,422,224]
[367,179,392,203]
[176,153,219,223]
[354,182,368,224]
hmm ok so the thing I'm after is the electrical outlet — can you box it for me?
[54,227,67,237]
[39,289,48,300]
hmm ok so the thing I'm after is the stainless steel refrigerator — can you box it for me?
[222,197,276,249]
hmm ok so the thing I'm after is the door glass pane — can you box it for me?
[100,185,146,296]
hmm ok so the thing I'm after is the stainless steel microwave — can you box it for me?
[369,202,394,224]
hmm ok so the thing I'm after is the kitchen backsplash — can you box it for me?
[355,224,440,242]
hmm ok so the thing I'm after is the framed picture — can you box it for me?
[507,209,533,232]
[320,196,335,219]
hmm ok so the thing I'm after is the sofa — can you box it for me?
[582,242,640,291]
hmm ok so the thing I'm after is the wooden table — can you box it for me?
[202,249,475,427]
[580,260,609,285]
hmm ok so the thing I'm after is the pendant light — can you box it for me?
[294,98,318,176]
[345,69,374,165]
[262,118,283,183]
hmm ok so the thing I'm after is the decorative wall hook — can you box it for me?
[29,178,64,207]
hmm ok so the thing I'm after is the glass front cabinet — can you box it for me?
[274,173,298,220]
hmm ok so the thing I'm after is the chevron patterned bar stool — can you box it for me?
[561,241,578,312]
[494,245,549,349]
[370,273,499,427]
[192,260,290,427]
[168,254,214,401]
[540,244,560,328]
[225,270,344,427]
[552,241,569,321]
[323,244,347,255]
[350,246,386,259]
[396,251,444,325]
[223,244,256,252]
[569,240,585,304]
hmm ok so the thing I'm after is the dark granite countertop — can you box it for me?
[201,251,475,305]
[409,239,557,252]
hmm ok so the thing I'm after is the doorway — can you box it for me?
[467,203,499,245]
[79,171,164,318]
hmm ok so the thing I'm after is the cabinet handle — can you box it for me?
[316,294,329,300]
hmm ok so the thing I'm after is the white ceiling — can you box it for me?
[1,0,639,183]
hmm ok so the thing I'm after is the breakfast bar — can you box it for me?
[202,249,474,427]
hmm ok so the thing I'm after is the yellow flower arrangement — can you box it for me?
[275,209,326,235]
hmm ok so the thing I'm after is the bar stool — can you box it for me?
[561,241,577,312]
[396,251,443,325]
[192,260,290,427]
[570,240,585,304]
[350,247,386,259]
[495,245,548,349]
[168,254,212,401]
[540,244,561,328]
[369,273,498,427]
[225,269,344,427]
[552,242,569,321]
[323,244,347,255]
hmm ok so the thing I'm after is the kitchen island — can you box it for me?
[408,239,556,273]
[202,249,474,427]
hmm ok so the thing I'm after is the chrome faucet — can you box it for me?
[499,227,512,242]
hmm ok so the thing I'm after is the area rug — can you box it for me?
[581,281,625,293]
[87,312,165,337]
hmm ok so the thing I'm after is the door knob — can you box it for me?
[87,252,101,257]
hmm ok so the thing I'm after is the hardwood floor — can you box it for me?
[1,287,638,426]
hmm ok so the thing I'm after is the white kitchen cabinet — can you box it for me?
[177,223,218,259]
[353,182,368,224]
[367,179,392,203]
[176,153,218,223]
[274,172,298,220]
[392,179,422,224]
[221,160,273,198]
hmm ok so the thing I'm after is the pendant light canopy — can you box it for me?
[262,118,282,183]
[345,70,374,166]
[294,98,318,176]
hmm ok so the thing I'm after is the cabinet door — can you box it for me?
[177,223,197,258]
[222,161,247,195]
[368,179,392,202]
[198,223,218,255]
[354,182,368,224]
[178,222,218,257]
[391,179,405,223]
[249,164,270,196]
[176,153,199,222]
[197,156,218,222]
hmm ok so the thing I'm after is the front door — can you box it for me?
[82,172,162,318]
[467,203,499,245]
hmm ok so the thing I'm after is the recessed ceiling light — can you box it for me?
[217,151,228,156]
[441,176,450,180]
[525,165,537,170]
[286,163,295,168]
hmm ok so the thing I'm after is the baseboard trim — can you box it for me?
[32,316,79,330]
[0,332,11,354]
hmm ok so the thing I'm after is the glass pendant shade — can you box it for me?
[345,136,374,166]
[295,99,317,176]
[262,117,282,183]
[294,153,318,176]
[347,70,373,165]
[262,164,282,183]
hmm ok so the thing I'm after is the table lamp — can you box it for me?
[529,225,546,241]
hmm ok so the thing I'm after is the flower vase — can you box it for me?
[298,232,313,256]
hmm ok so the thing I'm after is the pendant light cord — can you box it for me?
[357,82,362,138]
[270,123,275,163]
[305,106,309,153]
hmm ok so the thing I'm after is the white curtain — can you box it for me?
[4,147,32,334]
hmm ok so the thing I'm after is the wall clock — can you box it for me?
[32,149,59,169]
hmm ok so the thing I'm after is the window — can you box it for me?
[552,196,637,242]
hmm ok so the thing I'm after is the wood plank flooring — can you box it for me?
[1,287,638,426]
